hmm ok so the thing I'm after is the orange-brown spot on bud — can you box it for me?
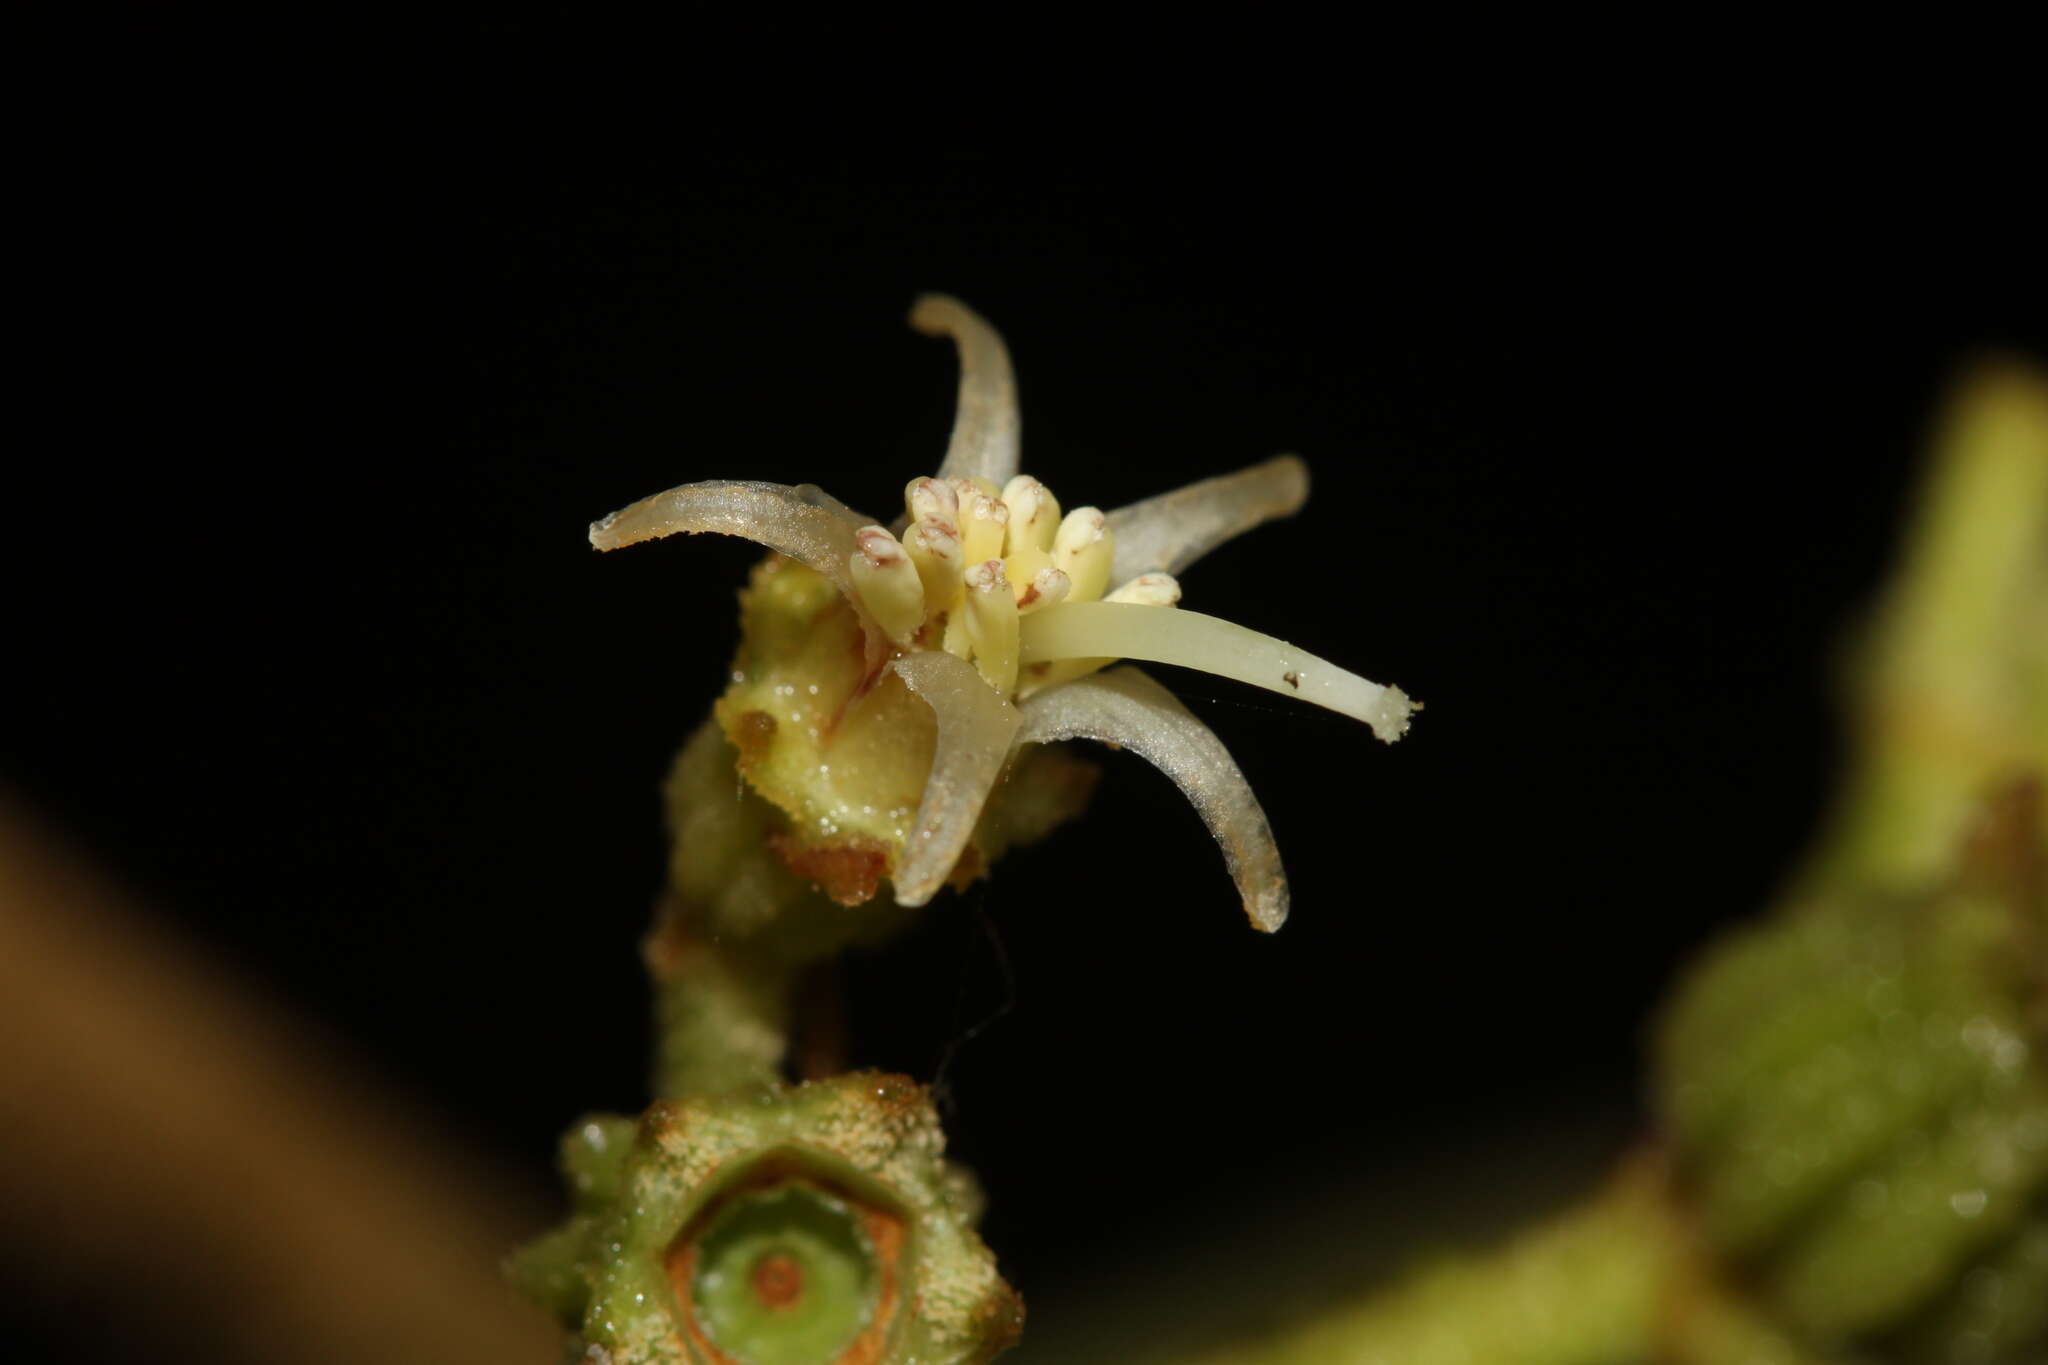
[733,710,778,764]
[769,831,891,907]
[636,1099,685,1145]
[751,1253,806,1311]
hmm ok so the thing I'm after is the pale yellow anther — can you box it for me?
[903,517,964,618]
[1001,475,1061,552]
[905,476,958,527]
[849,525,927,648]
[961,491,1010,568]
[1106,571,1182,607]
[997,476,1054,587]
[1052,506,1113,603]
[1017,566,1071,615]
[963,559,1020,694]
[949,476,1001,506]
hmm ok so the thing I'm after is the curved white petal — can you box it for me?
[1105,454,1309,584]
[1017,667,1289,931]
[788,481,880,528]
[590,478,889,666]
[1018,600,1414,743]
[889,649,1021,907]
[908,294,1021,489]
[591,477,868,579]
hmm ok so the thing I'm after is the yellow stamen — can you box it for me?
[1001,475,1061,552]
[1052,507,1113,603]
[903,517,963,618]
[963,559,1020,694]
[905,476,958,527]
[961,491,1009,568]
[1017,566,1071,615]
[849,526,927,647]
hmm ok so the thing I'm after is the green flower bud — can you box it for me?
[511,1072,1021,1365]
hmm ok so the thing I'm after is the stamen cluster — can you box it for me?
[849,475,1179,698]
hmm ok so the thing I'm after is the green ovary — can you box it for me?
[688,1184,879,1365]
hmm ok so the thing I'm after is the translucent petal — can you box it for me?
[789,481,880,528]
[1105,454,1309,584]
[591,478,868,582]
[889,649,1021,907]
[908,294,1021,489]
[1017,666,1289,930]
[589,479,889,665]
[1019,600,1414,742]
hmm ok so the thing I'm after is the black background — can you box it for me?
[9,22,2044,1362]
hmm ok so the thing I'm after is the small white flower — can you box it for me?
[591,297,1415,930]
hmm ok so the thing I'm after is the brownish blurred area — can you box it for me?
[0,793,558,1365]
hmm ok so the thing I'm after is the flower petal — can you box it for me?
[590,478,890,666]
[1017,666,1288,930]
[591,477,868,576]
[908,294,1021,490]
[889,649,1022,907]
[788,481,881,527]
[1105,454,1309,584]
[1018,600,1415,742]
